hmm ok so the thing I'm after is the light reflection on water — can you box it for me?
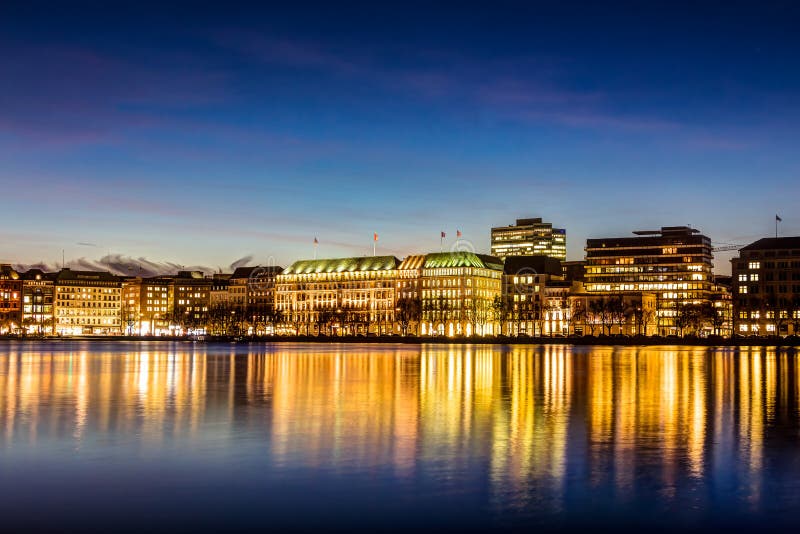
[2,341,800,531]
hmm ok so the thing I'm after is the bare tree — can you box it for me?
[396,297,422,336]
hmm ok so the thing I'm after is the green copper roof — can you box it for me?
[282,256,400,275]
[423,252,504,271]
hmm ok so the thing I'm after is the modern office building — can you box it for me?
[53,268,122,335]
[731,237,800,336]
[490,217,567,260]
[584,226,714,335]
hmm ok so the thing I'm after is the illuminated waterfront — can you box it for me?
[2,342,800,531]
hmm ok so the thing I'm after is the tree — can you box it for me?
[702,302,725,337]
[789,295,800,337]
[492,295,509,336]
[607,296,626,335]
[120,301,136,336]
[588,298,611,336]
[396,297,422,336]
[676,304,710,337]
[567,299,586,336]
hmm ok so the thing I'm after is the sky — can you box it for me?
[1,1,799,274]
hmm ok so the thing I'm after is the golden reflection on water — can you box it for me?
[2,342,799,510]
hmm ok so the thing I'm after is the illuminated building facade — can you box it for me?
[710,275,733,337]
[173,271,211,332]
[209,274,232,307]
[499,256,563,336]
[584,226,714,335]
[567,287,657,336]
[241,266,283,329]
[732,237,800,336]
[276,256,400,335]
[491,217,567,260]
[54,268,122,335]
[419,252,503,337]
[21,269,55,334]
[0,265,22,333]
[122,276,175,335]
[228,267,251,309]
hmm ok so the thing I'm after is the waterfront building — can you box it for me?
[173,271,211,333]
[419,252,503,337]
[567,287,658,336]
[491,217,567,260]
[227,268,252,310]
[276,256,401,335]
[122,276,175,335]
[710,275,733,337]
[21,269,55,334]
[209,274,232,307]
[499,255,563,336]
[244,266,283,333]
[731,237,800,336]
[53,268,122,335]
[584,226,714,335]
[0,265,22,333]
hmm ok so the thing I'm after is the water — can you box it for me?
[2,341,800,532]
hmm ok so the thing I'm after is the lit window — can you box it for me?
[749,261,760,270]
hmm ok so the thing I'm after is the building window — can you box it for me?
[748,261,760,270]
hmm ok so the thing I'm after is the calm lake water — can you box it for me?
[2,341,800,532]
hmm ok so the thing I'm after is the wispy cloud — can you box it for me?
[14,253,265,277]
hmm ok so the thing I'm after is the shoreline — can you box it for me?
[2,334,800,348]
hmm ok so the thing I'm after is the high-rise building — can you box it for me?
[584,226,714,335]
[490,217,566,260]
[731,237,800,336]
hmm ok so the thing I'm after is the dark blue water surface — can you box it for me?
[2,341,800,532]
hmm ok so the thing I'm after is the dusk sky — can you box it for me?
[2,1,798,274]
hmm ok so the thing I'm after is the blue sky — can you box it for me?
[1,1,798,274]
